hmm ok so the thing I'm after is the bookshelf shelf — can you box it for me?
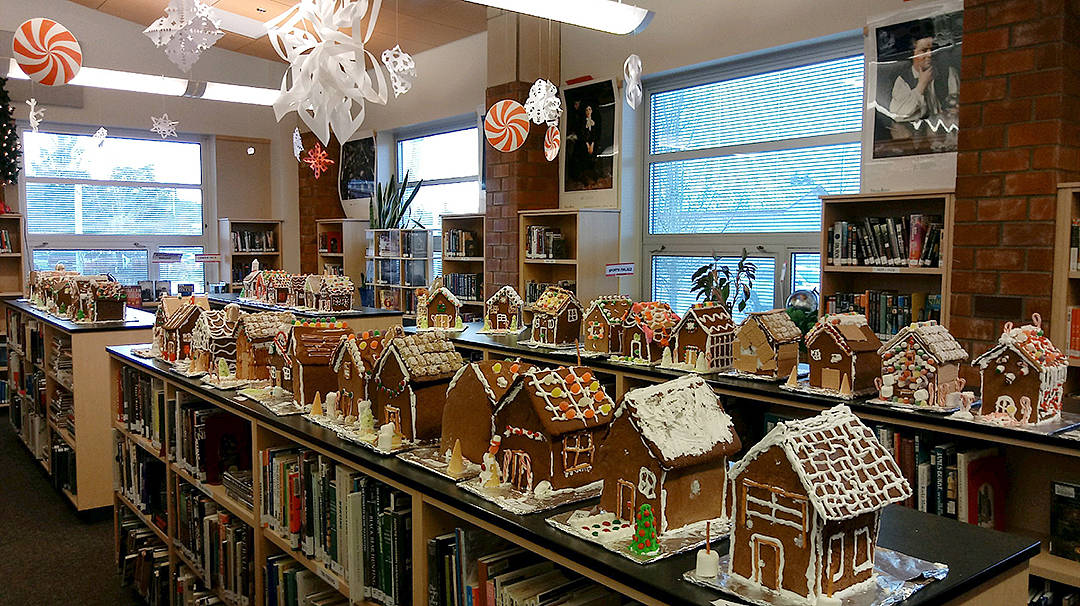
[822,265,945,275]
[518,208,620,313]
[1031,548,1080,588]
[48,418,75,448]
[219,218,284,293]
[117,492,169,543]
[366,228,432,317]
[443,256,484,263]
[113,422,166,462]
[264,527,353,598]
[316,218,368,290]
[174,464,257,527]
[523,258,577,265]
[442,214,486,322]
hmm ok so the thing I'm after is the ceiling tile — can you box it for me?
[394,0,486,32]
[97,0,171,26]
[215,31,254,51]
[212,0,294,22]
[236,35,286,62]
[69,0,108,9]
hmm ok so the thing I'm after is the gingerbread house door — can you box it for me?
[502,450,532,492]
[616,479,636,521]
[683,345,699,365]
[826,534,845,596]
[496,314,508,330]
[385,405,402,433]
[753,537,782,591]
[630,334,643,359]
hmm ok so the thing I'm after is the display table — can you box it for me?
[207,292,403,333]
[4,299,154,510]
[107,343,1040,606]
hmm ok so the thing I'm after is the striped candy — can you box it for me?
[12,18,82,86]
[544,125,560,161]
[484,100,529,153]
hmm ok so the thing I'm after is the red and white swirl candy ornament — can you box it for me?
[12,18,83,86]
[544,125,560,161]
[484,100,529,153]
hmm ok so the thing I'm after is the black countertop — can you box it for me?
[207,293,403,319]
[108,344,1042,606]
[4,298,156,333]
[432,322,1080,456]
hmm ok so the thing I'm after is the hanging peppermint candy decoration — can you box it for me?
[12,18,82,86]
[484,100,529,153]
[544,125,560,162]
[524,78,561,126]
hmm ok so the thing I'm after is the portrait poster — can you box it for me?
[861,1,961,192]
[561,79,619,208]
[339,135,376,203]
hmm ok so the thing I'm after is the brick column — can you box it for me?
[951,0,1080,380]
[297,131,344,274]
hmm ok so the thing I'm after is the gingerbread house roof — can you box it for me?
[163,303,206,331]
[729,405,911,521]
[425,285,462,308]
[532,286,580,316]
[321,275,354,296]
[157,296,184,322]
[267,270,292,288]
[486,285,524,308]
[583,295,633,325]
[331,332,388,374]
[289,321,351,365]
[448,359,533,407]
[92,279,125,300]
[380,332,465,382]
[192,310,241,352]
[303,274,324,292]
[623,301,681,344]
[290,274,307,290]
[675,303,734,337]
[805,312,881,354]
[502,365,616,438]
[879,321,967,363]
[972,317,1066,372]
[619,375,740,469]
[238,311,295,341]
[744,309,802,346]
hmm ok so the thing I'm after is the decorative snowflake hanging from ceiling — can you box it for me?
[623,54,643,110]
[303,142,335,179]
[292,127,304,162]
[150,113,179,139]
[266,0,390,146]
[144,0,224,73]
[92,127,108,147]
[26,99,44,133]
[381,45,416,97]
[524,78,561,126]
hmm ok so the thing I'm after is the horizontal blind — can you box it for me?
[157,246,205,293]
[791,252,821,293]
[31,249,149,285]
[651,255,776,322]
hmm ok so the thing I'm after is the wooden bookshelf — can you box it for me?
[441,213,485,318]
[316,218,367,287]
[219,219,283,293]
[517,208,620,313]
[819,190,954,336]
[365,229,432,319]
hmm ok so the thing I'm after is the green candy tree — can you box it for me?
[629,503,659,555]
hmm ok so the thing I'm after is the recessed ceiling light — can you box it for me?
[247,146,256,155]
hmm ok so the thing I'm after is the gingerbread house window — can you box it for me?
[568,307,578,322]
[742,478,808,541]
[562,430,594,474]
[853,527,872,573]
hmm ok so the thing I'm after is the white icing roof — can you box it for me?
[486,285,524,308]
[878,320,967,362]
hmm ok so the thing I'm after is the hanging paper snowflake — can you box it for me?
[144,0,224,73]
[92,127,108,147]
[292,128,303,162]
[524,78,561,125]
[150,113,179,139]
[623,54,643,110]
[26,99,44,133]
[266,0,390,146]
[303,142,335,179]
[381,45,417,97]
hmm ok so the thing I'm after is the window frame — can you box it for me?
[640,33,862,309]
[18,123,216,286]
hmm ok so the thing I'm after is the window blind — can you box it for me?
[651,255,776,322]
[157,246,205,293]
[32,249,149,286]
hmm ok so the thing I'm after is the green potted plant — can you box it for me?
[369,170,424,229]
[689,248,756,313]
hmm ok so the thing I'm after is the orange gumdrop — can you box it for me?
[559,402,570,411]
[593,390,605,402]
[565,409,576,419]
[581,372,593,382]
[570,383,581,394]
[362,331,370,339]
[583,409,595,419]
[510,363,520,373]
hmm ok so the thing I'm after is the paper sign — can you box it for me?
[195,253,221,263]
[151,252,182,264]
[605,262,634,277]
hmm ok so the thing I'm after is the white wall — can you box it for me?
[1,0,301,272]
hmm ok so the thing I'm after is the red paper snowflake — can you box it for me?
[303,142,334,179]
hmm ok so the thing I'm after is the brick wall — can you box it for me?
[297,131,344,274]
[951,0,1080,379]
[483,82,559,297]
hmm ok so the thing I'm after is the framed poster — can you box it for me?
[561,79,619,208]
[861,1,962,192]
[339,134,376,204]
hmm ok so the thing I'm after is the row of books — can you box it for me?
[118,366,170,452]
[51,334,72,387]
[444,229,481,258]
[319,231,343,254]
[223,469,255,511]
[177,480,255,605]
[822,291,941,337]
[175,394,252,485]
[115,433,168,530]
[827,214,943,267]
[373,231,430,258]
[321,263,345,276]
[138,280,193,302]
[1064,307,1080,364]
[1029,579,1080,606]
[524,280,575,305]
[49,390,73,435]
[118,514,171,606]
[265,555,348,606]
[524,226,568,259]
[261,446,412,606]
[445,273,483,302]
[52,438,77,495]
[0,228,16,253]
[232,229,277,253]
[1052,481,1080,568]
[1069,219,1080,271]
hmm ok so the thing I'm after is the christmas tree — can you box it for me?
[0,78,20,185]
[629,503,659,555]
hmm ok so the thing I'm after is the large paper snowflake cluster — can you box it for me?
[381,45,416,97]
[267,0,390,146]
[524,78,561,126]
[144,0,224,72]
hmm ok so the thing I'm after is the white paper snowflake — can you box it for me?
[266,0,390,146]
[292,127,303,162]
[26,98,44,133]
[144,0,224,72]
[150,113,179,139]
[381,45,417,97]
[524,78,561,126]
[92,127,108,147]
[623,54,643,110]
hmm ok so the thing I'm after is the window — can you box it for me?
[643,38,863,310]
[562,431,595,474]
[21,128,210,286]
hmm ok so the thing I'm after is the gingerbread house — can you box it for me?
[440,360,532,465]
[670,302,734,371]
[190,305,243,374]
[50,275,84,318]
[804,313,882,396]
[266,270,292,305]
[727,405,911,602]
[417,278,461,330]
[235,311,295,381]
[315,275,355,312]
[330,330,389,419]
[971,314,1067,425]
[88,278,127,321]
[302,274,324,309]
[288,274,307,307]
[282,320,352,407]
[620,302,680,364]
[67,275,113,321]
[30,268,78,309]
[492,365,616,494]
[484,286,524,333]
[241,268,268,301]
[530,286,583,346]
[597,375,741,533]
[152,296,184,358]
[370,332,464,442]
[162,298,211,362]
[876,321,968,408]
[582,295,633,354]
[733,309,802,379]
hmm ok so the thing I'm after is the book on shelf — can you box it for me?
[1071,219,1080,271]
[524,225,567,259]
[1068,307,1080,364]
[154,281,172,300]
[124,285,142,308]
[139,280,155,303]
[118,515,171,606]
[174,394,251,484]
[118,367,169,450]
[822,291,940,337]
[444,229,480,258]
[1051,481,1080,563]
[827,215,943,268]
[175,482,255,605]
[445,273,483,302]
[114,431,168,527]
[319,230,343,254]
[524,280,576,305]
[322,263,345,276]
[232,229,277,253]
[52,437,76,493]
[0,228,13,253]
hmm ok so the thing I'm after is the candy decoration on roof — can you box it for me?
[484,99,530,152]
[524,78,562,125]
[143,0,224,72]
[13,18,82,86]
[303,142,334,179]
[543,125,560,161]
[623,54,643,110]
[381,44,416,97]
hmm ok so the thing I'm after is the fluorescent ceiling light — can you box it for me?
[5,58,279,106]
[464,0,653,35]
[214,9,272,39]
